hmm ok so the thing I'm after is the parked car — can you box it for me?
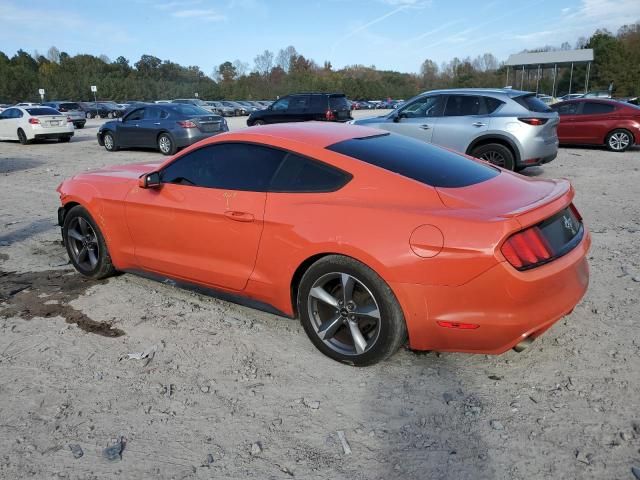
[155,100,172,104]
[536,95,555,105]
[0,106,73,144]
[220,101,250,116]
[42,101,86,128]
[205,101,235,117]
[352,88,559,171]
[97,103,227,155]
[171,98,220,115]
[0,104,11,113]
[550,99,640,152]
[14,102,41,107]
[78,102,118,119]
[99,101,127,117]
[558,93,584,102]
[583,91,611,99]
[57,122,590,365]
[235,101,260,113]
[247,93,352,126]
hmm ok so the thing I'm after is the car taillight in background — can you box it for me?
[28,118,40,125]
[177,120,197,128]
[67,116,72,123]
[325,109,336,121]
[501,204,584,271]
[518,118,549,126]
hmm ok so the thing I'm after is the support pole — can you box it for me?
[551,63,557,98]
[568,62,574,95]
[585,62,591,93]
[506,66,509,87]
[520,65,525,90]
[535,65,540,94]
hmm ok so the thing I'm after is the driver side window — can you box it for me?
[272,98,289,111]
[126,108,145,122]
[401,96,442,118]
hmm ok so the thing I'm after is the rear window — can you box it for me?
[169,105,210,116]
[327,133,499,188]
[582,102,615,115]
[58,103,81,110]
[26,107,61,116]
[514,94,551,113]
[329,96,349,110]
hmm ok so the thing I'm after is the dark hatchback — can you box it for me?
[97,103,228,155]
[246,93,352,126]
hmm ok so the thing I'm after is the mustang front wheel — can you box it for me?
[298,255,407,366]
[63,206,116,279]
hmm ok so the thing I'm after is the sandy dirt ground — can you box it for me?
[0,111,639,480]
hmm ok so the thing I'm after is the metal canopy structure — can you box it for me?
[504,49,595,97]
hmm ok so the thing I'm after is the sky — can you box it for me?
[1,0,639,75]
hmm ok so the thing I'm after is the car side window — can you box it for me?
[270,153,351,192]
[444,95,481,116]
[0,109,10,119]
[581,102,615,115]
[161,143,286,191]
[125,108,145,122]
[401,96,443,118]
[289,96,309,110]
[554,103,580,115]
[272,98,289,111]
[144,108,160,120]
[159,110,169,119]
[483,97,504,114]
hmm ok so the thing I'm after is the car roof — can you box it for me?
[221,122,384,148]
[418,88,530,97]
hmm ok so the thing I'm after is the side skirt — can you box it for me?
[122,268,292,319]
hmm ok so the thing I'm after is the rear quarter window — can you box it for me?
[329,96,349,110]
[327,133,499,188]
[514,94,552,113]
[270,153,351,192]
[582,102,615,115]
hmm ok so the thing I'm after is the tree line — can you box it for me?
[0,22,637,104]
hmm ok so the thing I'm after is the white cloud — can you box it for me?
[172,9,226,21]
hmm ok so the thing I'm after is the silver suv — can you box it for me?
[352,88,559,170]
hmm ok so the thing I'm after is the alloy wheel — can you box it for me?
[104,134,114,150]
[158,135,172,154]
[609,132,630,151]
[67,216,100,271]
[307,272,381,356]
[479,150,505,167]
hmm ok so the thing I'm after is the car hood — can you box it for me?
[74,161,165,182]
[353,115,391,125]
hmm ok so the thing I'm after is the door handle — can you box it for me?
[472,122,487,127]
[153,122,161,125]
[419,124,431,130]
[224,211,254,222]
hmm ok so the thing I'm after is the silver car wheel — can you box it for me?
[158,135,172,154]
[609,132,630,151]
[307,272,381,356]
[479,150,505,167]
[103,133,114,150]
[67,217,100,271]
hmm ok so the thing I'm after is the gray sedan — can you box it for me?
[97,104,228,155]
[352,88,559,170]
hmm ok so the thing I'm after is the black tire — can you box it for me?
[471,143,515,170]
[297,255,407,366]
[103,131,118,152]
[75,122,85,129]
[606,129,633,152]
[157,133,177,155]
[58,136,72,143]
[253,120,265,126]
[107,112,114,119]
[17,128,30,145]
[63,205,116,280]
[86,112,93,119]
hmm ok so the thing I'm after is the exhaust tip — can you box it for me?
[513,337,534,353]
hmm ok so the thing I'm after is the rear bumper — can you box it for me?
[34,132,74,140]
[393,230,590,354]
[173,129,226,148]
[519,137,559,167]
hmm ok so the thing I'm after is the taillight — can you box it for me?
[501,226,552,270]
[67,116,72,122]
[325,109,335,121]
[177,120,197,128]
[29,118,40,125]
[518,117,548,126]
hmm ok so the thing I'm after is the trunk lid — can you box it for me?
[38,115,68,128]
[192,114,223,133]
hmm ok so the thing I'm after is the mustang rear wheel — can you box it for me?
[298,255,407,366]
[63,205,116,279]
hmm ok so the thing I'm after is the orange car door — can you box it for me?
[124,143,286,291]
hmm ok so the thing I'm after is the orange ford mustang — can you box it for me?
[56,123,590,365]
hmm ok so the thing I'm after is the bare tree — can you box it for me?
[232,59,249,77]
[99,54,111,64]
[253,50,274,76]
[47,46,61,63]
[275,45,298,73]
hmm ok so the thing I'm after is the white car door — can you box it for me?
[0,108,19,139]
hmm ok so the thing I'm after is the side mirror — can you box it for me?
[139,172,161,189]
[392,112,402,123]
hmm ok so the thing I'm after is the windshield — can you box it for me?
[26,107,62,116]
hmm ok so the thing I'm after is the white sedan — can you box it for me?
[0,106,74,144]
